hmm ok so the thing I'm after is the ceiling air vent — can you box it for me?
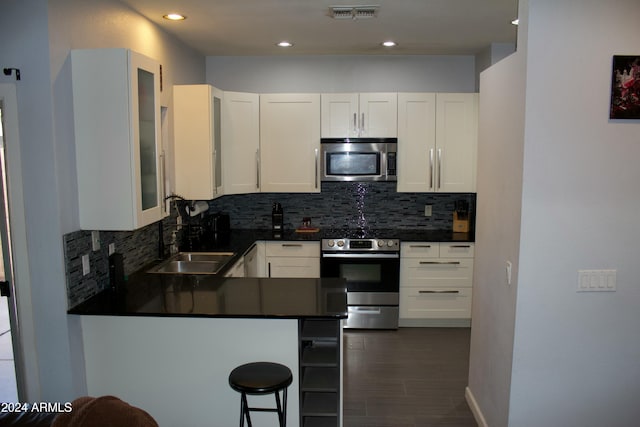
[330,5,380,20]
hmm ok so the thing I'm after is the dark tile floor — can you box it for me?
[343,328,477,427]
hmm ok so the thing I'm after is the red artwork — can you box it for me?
[610,55,640,120]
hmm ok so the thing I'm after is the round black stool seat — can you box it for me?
[229,362,293,427]
[229,362,293,394]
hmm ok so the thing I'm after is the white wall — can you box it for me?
[471,1,640,425]
[0,0,205,402]
[467,49,526,426]
[475,43,517,90]
[509,1,640,426]
[206,55,477,93]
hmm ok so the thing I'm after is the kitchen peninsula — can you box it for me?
[69,272,347,427]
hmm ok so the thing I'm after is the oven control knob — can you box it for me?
[337,240,345,247]
[327,240,335,248]
[377,240,385,248]
[387,240,395,247]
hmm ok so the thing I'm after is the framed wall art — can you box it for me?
[610,55,640,119]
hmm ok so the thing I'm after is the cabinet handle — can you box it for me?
[418,290,460,294]
[314,148,319,189]
[437,148,442,189]
[256,149,260,189]
[213,149,218,191]
[449,245,471,248]
[429,148,434,190]
[361,112,365,135]
[410,244,432,248]
[282,244,303,247]
[268,262,271,277]
[419,261,461,265]
[159,151,166,213]
[353,113,357,134]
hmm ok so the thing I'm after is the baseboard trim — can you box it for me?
[465,386,489,427]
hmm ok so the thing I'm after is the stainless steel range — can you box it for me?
[321,235,400,329]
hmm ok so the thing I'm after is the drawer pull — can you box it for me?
[281,244,303,247]
[419,290,460,294]
[410,244,432,248]
[419,261,461,265]
[448,245,471,248]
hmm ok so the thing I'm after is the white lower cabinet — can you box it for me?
[223,257,245,278]
[399,242,474,326]
[265,242,320,278]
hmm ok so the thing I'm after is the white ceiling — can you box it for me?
[120,0,519,56]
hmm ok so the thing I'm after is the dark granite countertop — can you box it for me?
[189,228,474,252]
[69,274,348,319]
[68,227,471,319]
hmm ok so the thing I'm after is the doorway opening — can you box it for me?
[0,100,19,402]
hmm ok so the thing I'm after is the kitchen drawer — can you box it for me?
[400,258,473,288]
[401,242,440,258]
[265,241,320,257]
[440,243,474,258]
[266,257,320,278]
[400,287,472,319]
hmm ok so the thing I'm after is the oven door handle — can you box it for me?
[322,253,400,259]
[349,307,382,313]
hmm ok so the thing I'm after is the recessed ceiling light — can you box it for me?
[163,13,186,21]
[511,18,519,25]
[382,41,397,47]
[277,41,294,48]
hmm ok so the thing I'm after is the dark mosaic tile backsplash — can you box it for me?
[208,182,475,231]
[63,219,175,309]
[64,182,474,308]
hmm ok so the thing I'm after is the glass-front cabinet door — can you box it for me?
[174,84,224,200]
[131,52,162,225]
[71,48,162,230]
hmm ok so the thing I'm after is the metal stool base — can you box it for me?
[239,387,287,427]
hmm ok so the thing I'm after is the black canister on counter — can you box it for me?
[109,252,125,293]
[272,202,283,231]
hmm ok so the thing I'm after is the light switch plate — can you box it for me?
[91,231,100,251]
[424,205,432,217]
[577,269,616,292]
[82,254,90,276]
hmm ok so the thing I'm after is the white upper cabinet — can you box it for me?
[174,84,224,200]
[71,48,163,231]
[436,93,478,192]
[222,92,260,195]
[260,94,321,193]
[397,93,437,192]
[321,93,397,138]
[397,93,478,193]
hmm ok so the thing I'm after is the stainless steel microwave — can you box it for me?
[320,138,397,182]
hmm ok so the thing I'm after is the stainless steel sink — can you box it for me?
[147,252,236,275]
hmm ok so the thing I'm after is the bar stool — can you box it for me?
[228,361,293,427]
